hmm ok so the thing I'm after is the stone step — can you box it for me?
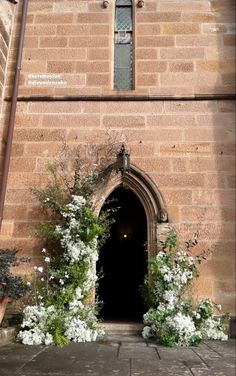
[0,326,18,347]
[101,322,144,335]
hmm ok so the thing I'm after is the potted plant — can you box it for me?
[0,249,30,325]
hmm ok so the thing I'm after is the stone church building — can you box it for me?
[0,0,235,329]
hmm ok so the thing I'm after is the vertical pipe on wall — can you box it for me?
[0,0,29,229]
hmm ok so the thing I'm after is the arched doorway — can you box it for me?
[97,186,147,321]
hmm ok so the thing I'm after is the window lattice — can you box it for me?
[114,44,133,91]
[114,0,133,91]
[115,7,132,31]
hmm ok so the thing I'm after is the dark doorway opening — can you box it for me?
[97,186,147,321]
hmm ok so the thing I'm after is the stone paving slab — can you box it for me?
[119,345,158,360]
[0,337,235,376]
[157,347,203,361]
[191,368,235,376]
[205,340,236,358]
[191,343,222,361]
[131,358,193,376]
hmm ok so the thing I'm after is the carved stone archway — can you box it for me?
[95,164,173,260]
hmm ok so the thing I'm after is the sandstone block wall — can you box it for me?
[0,1,15,178]
[0,1,14,108]
[4,0,235,97]
[1,99,235,313]
[0,0,235,315]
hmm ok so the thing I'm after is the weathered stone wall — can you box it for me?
[5,0,235,97]
[0,1,235,315]
[0,1,15,181]
[1,99,235,313]
[0,1,14,107]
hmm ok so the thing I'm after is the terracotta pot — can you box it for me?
[0,296,10,325]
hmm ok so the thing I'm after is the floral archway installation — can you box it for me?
[17,153,170,347]
[17,145,229,347]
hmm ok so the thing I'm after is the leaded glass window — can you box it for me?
[114,0,133,91]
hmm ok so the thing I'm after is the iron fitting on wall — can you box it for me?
[137,0,144,8]
[102,0,109,8]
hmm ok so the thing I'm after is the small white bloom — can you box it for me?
[44,257,50,263]
[33,266,37,271]
[26,281,31,286]
[188,257,195,265]
[163,273,172,282]
[55,225,62,233]
[40,277,44,282]
[42,248,47,254]
[59,279,64,285]
[75,287,83,300]
[45,333,54,346]
[142,326,152,339]
[37,267,43,273]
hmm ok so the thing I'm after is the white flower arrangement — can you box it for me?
[18,305,55,345]
[18,194,107,347]
[142,233,229,347]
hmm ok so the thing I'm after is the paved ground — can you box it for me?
[0,335,235,376]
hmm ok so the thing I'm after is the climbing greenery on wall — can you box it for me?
[18,144,115,346]
[142,233,229,347]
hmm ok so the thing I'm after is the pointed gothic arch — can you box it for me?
[95,164,172,260]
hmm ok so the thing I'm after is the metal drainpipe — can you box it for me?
[0,0,29,229]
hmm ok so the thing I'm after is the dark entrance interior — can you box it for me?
[97,186,147,321]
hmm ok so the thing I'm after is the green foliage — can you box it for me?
[38,222,62,246]
[162,334,177,347]
[67,261,88,286]
[142,232,229,346]
[140,276,153,308]
[197,299,215,320]
[0,249,30,299]
[46,315,69,347]
[163,232,178,251]
[19,143,118,346]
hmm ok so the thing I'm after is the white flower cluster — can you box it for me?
[163,290,177,311]
[18,303,104,346]
[142,325,152,339]
[54,196,99,292]
[143,248,228,346]
[69,287,84,313]
[34,266,43,273]
[62,195,86,219]
[62,236,93,262]
[159,253,193,291]
[166,313,198,345]
[64,316,98,342]
[18,305,55,345]
[19,194,104,347]
[199,318,228,341]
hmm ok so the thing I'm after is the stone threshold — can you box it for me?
[0,322,144,347]
[101,321,144,336]
[0,326,19,347]
[0,317,234,347]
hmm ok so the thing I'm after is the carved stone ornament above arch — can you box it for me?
[94,164,174,259]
